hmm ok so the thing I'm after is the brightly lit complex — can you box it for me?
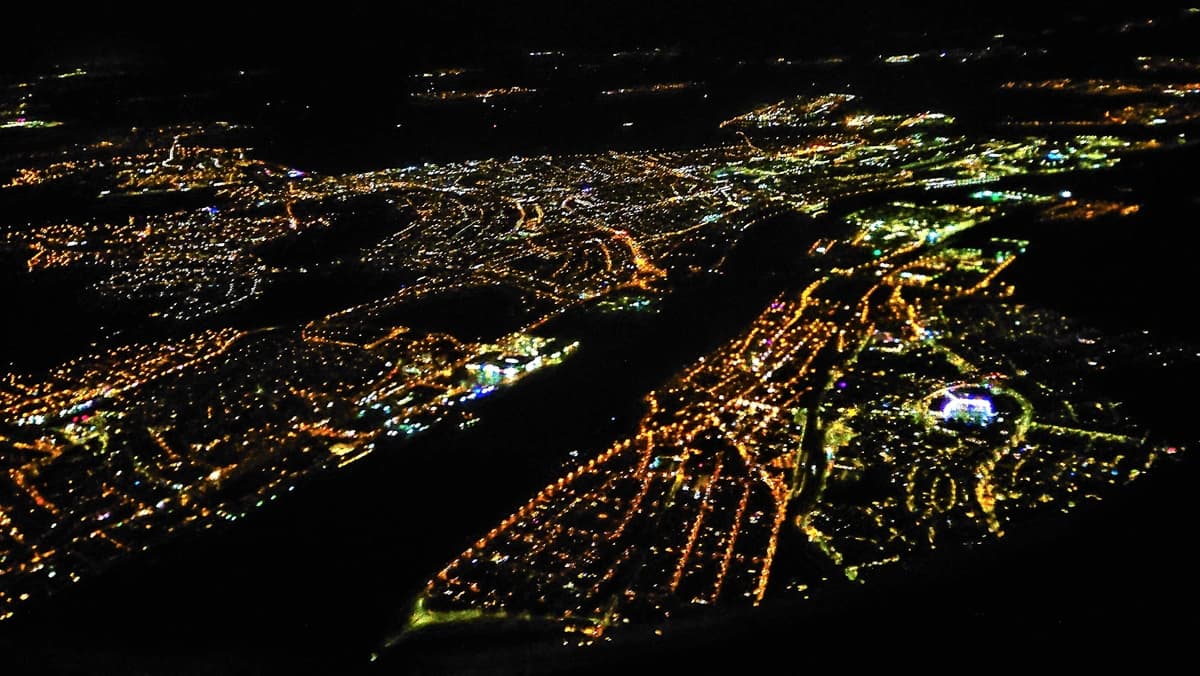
[0,75,1189,631]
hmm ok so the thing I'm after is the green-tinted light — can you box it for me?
[872,248,882,257]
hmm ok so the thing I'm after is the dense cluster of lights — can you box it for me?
[1039,199,1141,222]
[403,196,1179,643]
[0,82,1186,625]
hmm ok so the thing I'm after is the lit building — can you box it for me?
[940,394,995,426]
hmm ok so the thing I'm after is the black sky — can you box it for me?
[1,2,1178,75]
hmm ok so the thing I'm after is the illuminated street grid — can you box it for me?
[407,195,1184,644]
[0,89,1178,621]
